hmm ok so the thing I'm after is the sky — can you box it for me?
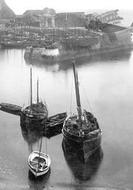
[6,0,133,15]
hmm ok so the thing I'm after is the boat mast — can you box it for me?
[30,66,33,106]
[37,78,39,103]
[72,60,82,123]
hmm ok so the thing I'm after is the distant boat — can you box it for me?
[41,43,60,58]
[24,43,60,64]
[20,66,48,129]
[28,138,51,177]
[62,60,102,162]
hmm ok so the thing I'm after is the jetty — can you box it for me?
[0,102,66,138]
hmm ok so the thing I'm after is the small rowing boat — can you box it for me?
[28,151,51,177]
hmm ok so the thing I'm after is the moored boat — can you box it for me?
[24,43,61,64]
[0,103,22,116]
[28,135,51,177]
[21,102,48,120]
[62,60,102,162]
[41,43,60,58]
[44,112,67,138]
[20,67,48,129]
[62,139,103,180]
[28,151,51,177]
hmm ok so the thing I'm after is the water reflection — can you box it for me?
[24,49,132,72]
[1,48,133,189]
[62,139,103,182]
[59,49,132,71]
[25,58,60,72]
[28,169,51,190]
[20,123,51,188]
[20,124,43,152]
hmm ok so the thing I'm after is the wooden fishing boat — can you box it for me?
[62,139,103,180]
[46,112,67,127]
[21,102,48,120]
[20,67,48,129]
[28,151,51,177]
[44,112,67,137]
[0,103,22,116]
[62,60,102,162]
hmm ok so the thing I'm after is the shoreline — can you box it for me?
[24,44,133,64]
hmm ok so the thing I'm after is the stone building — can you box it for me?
[55,12,85,28]
[22,9,86,28]
[23,8,56,28]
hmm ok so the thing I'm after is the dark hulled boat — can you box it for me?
[62,139,103,181]
[20,67,48,129]
[0,103,22,116]
[62,61,102,162]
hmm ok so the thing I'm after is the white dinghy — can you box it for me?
[28,151,51,177]
[28,138,51,177]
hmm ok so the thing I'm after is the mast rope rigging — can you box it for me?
[45,136,48,155]
[37,77,39,103]
[44,113,48,154]
[37,136,43,173]
[30,65,33,108]
[69,75,74,115]
[80,80,94,113]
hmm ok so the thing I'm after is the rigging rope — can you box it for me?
[65,74,74,115]
[70,75,74,115]
[45,136,48,154]
[80,81,94,113]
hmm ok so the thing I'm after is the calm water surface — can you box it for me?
[0,49,133,190]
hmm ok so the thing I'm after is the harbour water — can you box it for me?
[0,49,133,189]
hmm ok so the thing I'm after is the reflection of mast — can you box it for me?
[37,137,43,172]
[30,66,33,106]
[37,78,39,103]
[72,61,82,125]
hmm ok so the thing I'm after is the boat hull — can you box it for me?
[0,103,22,116]
[20,103,48,130]
[20,111,46,130]
[29,165,49,177]
[29,166,49,177]
[62,128,102,162]
[62,139,103,180]
[28,151,51,177]
[44,112,67,137]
